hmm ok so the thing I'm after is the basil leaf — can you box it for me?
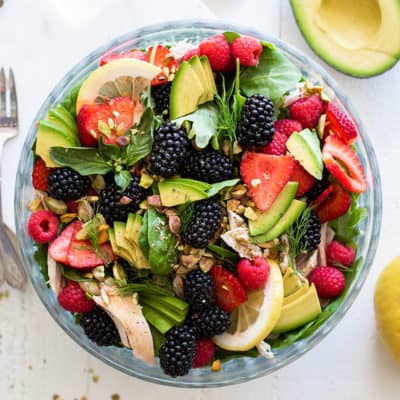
[50,147,112,175]
[223,31,240,43]
[207,178,240,197]
[60,79,84,116]
[146,207,178,275]
[98,137,122,161]
[173,103,219,149]
[60,265,93,283]
[139,211,150,259]
[241,47,302,102]
[34,244,49,282]
[114,170,132,191]
[124,132,153,167]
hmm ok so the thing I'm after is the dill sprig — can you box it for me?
[177,202,195,234]
[84,214,106,257]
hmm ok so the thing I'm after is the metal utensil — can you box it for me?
[0,68,27,289]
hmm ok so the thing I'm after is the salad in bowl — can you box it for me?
[24,26,369,380]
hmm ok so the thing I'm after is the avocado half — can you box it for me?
[290,0,400,77]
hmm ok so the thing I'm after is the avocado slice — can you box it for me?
[273,283,322,333]
[286,129,323,180]
[113,222,137,265]
[200,55,217,96]
[249,182,299,236]
[165,178,211,192]
[141,304,175,335]
[169,61,205,120]
[108,228,135,266]
[283,267,307,297]
[290,0,400,77]
[47,105,77,136]
[189,55,213,104]
[251,200,307,243]
[283,281,310,305]
[158,180,209,207]
[140,296,187,325]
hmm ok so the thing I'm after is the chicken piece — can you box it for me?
[48,254,64,296]
[297,250,319,277]
[227,210,246,230]
[318,223,328,266]
[221,227,262,259]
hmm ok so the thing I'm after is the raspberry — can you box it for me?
[199,34,231,72]
[308,266,346,298]
[274,119,303,138]
[28,210,59,244]
[183,48,199,61]
[58,281,95,313]
[289,95,324,129]
[231,35,263,67]
[326,240,356,267]
[259,131,287,155]
[32,158,50,191]
[193,339,216,368]
[237,257,271,290]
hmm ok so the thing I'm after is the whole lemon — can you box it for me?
[374,257,400,362]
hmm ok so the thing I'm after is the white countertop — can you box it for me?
[1,0,399,399]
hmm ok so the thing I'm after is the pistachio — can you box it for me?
[86,195,99,203]
[173,275,184,298]
[92,266,105,281]
[232,141,243,155]
[227,199,241,212]
[28,196,43,212]
[92,175,106,191]
[75,227,90,240]
[79,281,100,296]
[244,207,257,221]
[231,185,247,199]
[199,256,214,273]
[98,229,108,245]
[78,200,94,222]
[44,197,68,215]
[139,199,148,210]
[60,213,77,224]
[113,262,127,283]
[222,141,230,156]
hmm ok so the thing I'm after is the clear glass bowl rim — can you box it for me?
[14,19,382,388]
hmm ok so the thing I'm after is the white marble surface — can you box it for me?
[0,0,399,399]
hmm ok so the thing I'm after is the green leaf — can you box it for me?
[114,170,132,191]
[215,347,258,362]
[60,79,84,116]
[98,137,121,161]
[124,132,153,167]
[34,244,49,282]
[139,211,150,258]
[241,47,302,102]
[173,103,219,149]
[60,265,93,283]
[116,281,173,297]
[177,202,195,234]
[50,147,112,175]
[260,40,275,50]
[207,244,239,263]
[223,31,240,43]
[207,178,240,197]
[149,325,165,356]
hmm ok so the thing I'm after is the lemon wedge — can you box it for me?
[374,257,400,362]
[76,58,161,114]
[213,259,284,351]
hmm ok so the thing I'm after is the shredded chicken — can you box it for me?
[227,210,245,230]
[297,250,319,277]
[326,226,335,245]
[47,254,64,295]
[221,227,262,259]
[318,223,328,266]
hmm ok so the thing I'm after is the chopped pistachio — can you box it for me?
[92,266,105,281]
[60,213,77,224]
[78,200,94,222]
[113,262,127,283]
[44,197,67,214]
[139,171,154,189]
[28,196,43,212]
[244,207,257,221]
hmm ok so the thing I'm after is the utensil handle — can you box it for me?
[0,223,27,289]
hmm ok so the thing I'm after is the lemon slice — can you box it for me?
[213,260,284,351]
[76,58,161,114]
[374,257,400,362]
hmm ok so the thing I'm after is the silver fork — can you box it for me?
[0,68,27,289]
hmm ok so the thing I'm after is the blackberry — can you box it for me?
[98,174,146,224]
[299,210,321,252]
[183,149,234,183]
[47,168,90,201]
[80,306,119,346]
[187,306,230,339]
[184,269,214,310]
[149,122,189,177]
[236,94,275,146]
[159,325,196,377]
[151,82,171,119]
[182,198,223,249]
[305,176,330,203]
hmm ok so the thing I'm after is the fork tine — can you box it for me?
[0,68,6,117]
[8,68,18,122]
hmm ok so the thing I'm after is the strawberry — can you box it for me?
[32,158,50,191]
[209,266,247,313]
[58,281,95,313]
[77,96,134,147]
[198,34,231,72]
[308,266,346,298]
[259,131,287,155]
[183,48,199,61]
[146,45,178,85]
[237,257,270,290]
[290,160,315,197]
[99,49,147,66]
[28,210,59,244]
[326,102,357,144]
[312,184,333,209]
[289,95,324,129]
[326,240,356,267]
[322,135,367,193]
[314,183,351,223]
[193,339,215,368]
[274,119,302,138]
[67,239,115,269]
[240,153,295,211]
[48,221,80,264]
[230,35,263,67]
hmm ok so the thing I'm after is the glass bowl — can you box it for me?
[14,20,382,387]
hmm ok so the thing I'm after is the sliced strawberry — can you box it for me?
[326,102,358,144]
[67,240,115,269]
[209,266,247,313]
[314,183,351,223]
[48,221,80,264]
[100,49,147,66]
[240,153,295,211]
[146,45,177,85]
[77,96,134,147]
[322,135,366,193]
[290,160,315,197]
[312,184,333,209]
[32,158,50,191]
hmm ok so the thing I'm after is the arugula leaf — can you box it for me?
[124,132,153,167]
[223,31,240,43]
[241,47,302,102]
[50,147,112,175]
[329,194,367,245]
[207,178,240,197]
[114,170,132,192]
[60,79,84,116]
[173,103,219,149]
[34,244,49,282]
[60,265,93,283]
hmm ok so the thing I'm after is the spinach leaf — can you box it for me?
[114,170,132,192]
[215,347,258,362]
[139,211,150,259]
[60,79,84,116]
[173,103,219,149]
[50,147,112,175]
[223,31,241,43]
[34,244,49,282]
[124,132,153,167]
[207,178,240,197]
[241,47,302,102]
[146,207,178,275]
[60,265,93,283]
